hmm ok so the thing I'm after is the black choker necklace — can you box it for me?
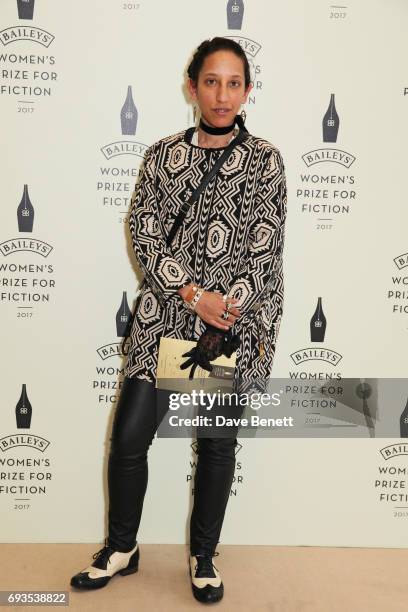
[199,117,236,135]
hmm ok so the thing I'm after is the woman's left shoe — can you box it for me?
[189,552,224,604]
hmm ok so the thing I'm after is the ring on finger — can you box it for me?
[222,311,230,320]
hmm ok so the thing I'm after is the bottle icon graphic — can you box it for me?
[400,398,408,437]
[310,297,327,342]
[120,86,138,135]
[17,0,35,19]
[17,184,34,232]
[322,93,339,142]
[116,291,132,337]
[227,0,244,30]
[15,384,32,428]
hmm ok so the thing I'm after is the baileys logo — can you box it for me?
[0,383,51,452]
[100,85,148,160]
[302,93,355,168]
[96,291,132,360]
[393,253,408,270]
[0,185,53,257]
[289,297,343,378]
[380,444,408,460]
[290,348,342,366]
[0,26,54,47]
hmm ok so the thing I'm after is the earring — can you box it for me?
[193,105,197,124]
[240,109,246,124]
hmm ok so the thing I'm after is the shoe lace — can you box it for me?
[194,552,220,577]
[92,537,115,566]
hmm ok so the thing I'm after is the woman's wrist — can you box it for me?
[177,283,205,311]
[177,283,192,301]
[178,282,197,301]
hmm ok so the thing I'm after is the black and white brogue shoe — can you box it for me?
[70,538,139,590]
[189,552,224,604]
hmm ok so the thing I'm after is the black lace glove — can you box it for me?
[180,324,240,380]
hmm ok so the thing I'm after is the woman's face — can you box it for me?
[188,50,252,128]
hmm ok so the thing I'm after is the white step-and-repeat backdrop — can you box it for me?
[1,0,408,547]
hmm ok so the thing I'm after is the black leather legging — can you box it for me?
[107,376,240,556]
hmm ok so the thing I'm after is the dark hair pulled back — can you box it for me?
[187,37,251,90]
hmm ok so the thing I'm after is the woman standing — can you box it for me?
[70,37,287,605]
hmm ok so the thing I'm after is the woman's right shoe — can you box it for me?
[70,538,139,590]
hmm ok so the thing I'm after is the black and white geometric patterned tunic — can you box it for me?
[124,126,287,385]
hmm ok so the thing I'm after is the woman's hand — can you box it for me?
[177,285,241,330]
[194,291,241,330]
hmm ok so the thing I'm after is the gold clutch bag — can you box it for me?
[156,337,236,393]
